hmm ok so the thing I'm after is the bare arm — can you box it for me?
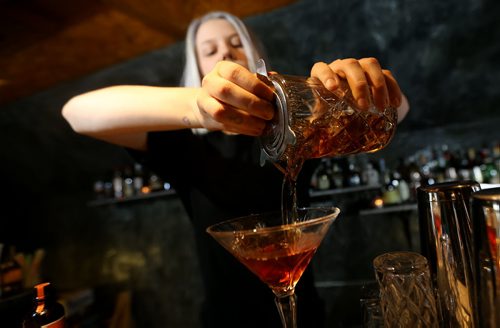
[62,62,275,151]
[62,85,204,150]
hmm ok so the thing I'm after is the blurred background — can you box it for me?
[1,0,499,326]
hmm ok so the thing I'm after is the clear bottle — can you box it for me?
[362,162,380,187]
[346,158,362,187]
[382,170,402,205]
[317,159,332,190]
[23,282,65,328]
[112,169,123,199]
[393,170,411,203]
[330,161,344,189]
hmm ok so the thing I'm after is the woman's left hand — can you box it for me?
[195,61,275,136]
[311,58,402,111]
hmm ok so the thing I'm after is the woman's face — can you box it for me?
[195,18,249,77]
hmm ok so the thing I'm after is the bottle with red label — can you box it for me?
[23,282,65,328]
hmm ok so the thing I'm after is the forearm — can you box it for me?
[397,94,410,123]
[62,85,202,149]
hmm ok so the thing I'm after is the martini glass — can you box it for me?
[206,206,340,328]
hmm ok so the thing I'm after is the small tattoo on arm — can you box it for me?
[182,116,191,126]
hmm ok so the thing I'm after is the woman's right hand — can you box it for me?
[194,61,276,136]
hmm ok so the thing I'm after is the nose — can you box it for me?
[220,41,235,61]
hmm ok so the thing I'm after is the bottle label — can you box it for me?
[42,316,65,328]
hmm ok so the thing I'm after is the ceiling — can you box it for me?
[0,0,296,106]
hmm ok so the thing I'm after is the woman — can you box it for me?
[63,11,408,327]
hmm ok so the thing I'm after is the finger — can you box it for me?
[216,61,275,102]
[329,58,370,109]
[359,57,389,110]
[202,73,275,121]
[310,62,340,91]
[383,70,402,108]
[198,96,267,136]
[195,92,224,130]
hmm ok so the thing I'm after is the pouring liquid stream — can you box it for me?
[279,157,305,225]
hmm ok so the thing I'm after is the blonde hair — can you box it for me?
[181,11,265,87]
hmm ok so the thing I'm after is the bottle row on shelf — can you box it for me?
[93,163,172,201]
[309,141,500,207]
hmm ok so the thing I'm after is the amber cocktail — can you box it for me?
[206,206,340,328]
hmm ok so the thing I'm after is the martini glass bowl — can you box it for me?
[206,206,340,328]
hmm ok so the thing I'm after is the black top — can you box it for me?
[134,130,324,328]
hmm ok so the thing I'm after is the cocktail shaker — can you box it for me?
[471,188,500,328]
[417,181,481,327]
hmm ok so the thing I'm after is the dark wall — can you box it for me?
[253,0,500,130]
[0,0,499,325]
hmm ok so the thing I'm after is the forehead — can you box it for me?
[196,18,239,43]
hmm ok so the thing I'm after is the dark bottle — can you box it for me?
[345,157,362,187]
[23,282,65,328]
[122,166,134,198]
[330,161,344,189]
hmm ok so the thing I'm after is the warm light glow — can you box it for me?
[141,186,151,194]
[373,197,384,208]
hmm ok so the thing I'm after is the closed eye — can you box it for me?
[229,35,242,48]
[201,44,217,57]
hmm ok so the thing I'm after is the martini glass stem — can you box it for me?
[274,293,297,328]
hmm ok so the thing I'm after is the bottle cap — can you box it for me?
[34,282,53,301]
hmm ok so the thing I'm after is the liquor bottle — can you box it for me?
[478,143,498,184]
[23,282,66,328]
[382,170,402,205]
[432,145,448,183]
[112,169,123,199]
[393,170,411,203]
[133,163,145,195]
[93,180,105,200]
[122,166,134,198]
[361,162,380,187]
[345,157,361,187]
[457,149,472,180]
[148,173,164,192]
[330,161,344,189]
[405,156,423,201]
[316,158,331,190]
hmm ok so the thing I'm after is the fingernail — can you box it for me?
[325,79,337,90]
[357,98,369,109]
[266,109,275,120]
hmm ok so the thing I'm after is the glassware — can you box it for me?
[373,251,439,328]
[206,206,340,328]
[417,181,481,327]
[360,282,384,328]
[257,59,398,176]
[471,187,500,328]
